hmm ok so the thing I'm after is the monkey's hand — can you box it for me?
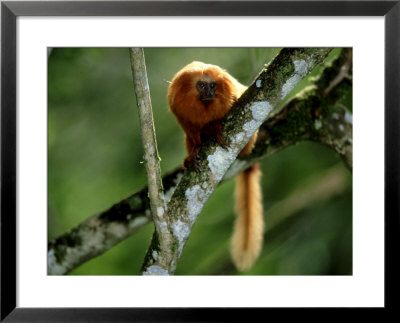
[184,152,202,172]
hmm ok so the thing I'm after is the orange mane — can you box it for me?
[167,61,246,129]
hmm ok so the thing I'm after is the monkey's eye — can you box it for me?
[209,82,216,90]
[197,81,207,90]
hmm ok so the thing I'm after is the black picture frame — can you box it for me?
[1,1,399,321]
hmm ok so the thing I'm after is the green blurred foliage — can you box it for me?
[48,48,352,275]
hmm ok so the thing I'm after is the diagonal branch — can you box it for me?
[48,48,352,275]
[227,48,353,177]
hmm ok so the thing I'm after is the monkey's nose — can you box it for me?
[206,88,215,98]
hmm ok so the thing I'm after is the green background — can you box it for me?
[48,48,352,275]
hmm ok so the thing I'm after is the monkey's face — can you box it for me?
[196,76,217,103]
[168,62,240,125]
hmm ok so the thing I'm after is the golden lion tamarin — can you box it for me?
[167,61,263,271]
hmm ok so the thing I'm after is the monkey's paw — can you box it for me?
[216,132,228,149]
[184,155,202,172]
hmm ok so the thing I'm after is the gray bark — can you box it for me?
[130,48,174,274]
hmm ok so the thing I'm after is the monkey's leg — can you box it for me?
[184,133,202,171]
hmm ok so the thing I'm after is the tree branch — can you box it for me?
[130,48,166,223]
[48,48,352,275]
[129,48,174,275]
[226,48,353,176]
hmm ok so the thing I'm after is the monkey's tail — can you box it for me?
[231,163,264,272]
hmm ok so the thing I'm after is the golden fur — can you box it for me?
[232,163,263,271]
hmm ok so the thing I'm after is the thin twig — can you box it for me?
[129,48,172,274]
